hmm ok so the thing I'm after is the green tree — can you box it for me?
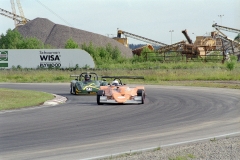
[0,29,23,49]
[98,47,110,60]
[0,29,49,49]
[81,42,100,62]
[137,47,153,62]
[111,46,121,60]
[80,42,126,65]
[234,33,240,42]
[18,37,45,49]
[65,38,79,49]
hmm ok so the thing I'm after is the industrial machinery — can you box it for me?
[173,29,226,61]
[113,29,169,56]
[157,29,218,58]
[157,40,186,53]
[132,44,155,56]
[114,29,167,48]
[155,29,224,62]
[212,23,240,55]
[182,29,193,44]
[212,23,240,34]
[0,0,30,27]
[113,25,239,62]
[156,30,193,54]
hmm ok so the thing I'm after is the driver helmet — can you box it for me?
[111,80,119,86]
[84,74,90,81]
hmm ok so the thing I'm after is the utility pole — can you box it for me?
[192,33,195,41]
[169,30,174,44]
[218,15,224,25]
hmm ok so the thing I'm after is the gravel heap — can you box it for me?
[16,18,133,57]
[100,135,240,160]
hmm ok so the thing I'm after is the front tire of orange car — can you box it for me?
[97,90,104,105]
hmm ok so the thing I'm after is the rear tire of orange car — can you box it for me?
[137,89,145,104]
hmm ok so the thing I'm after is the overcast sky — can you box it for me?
[0,0,239,45]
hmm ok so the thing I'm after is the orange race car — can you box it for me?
[96,76,145,105]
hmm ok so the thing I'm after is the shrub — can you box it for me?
[226,61,235,71]
[65,38,79,49]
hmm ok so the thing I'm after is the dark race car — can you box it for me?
[70,72,108,95]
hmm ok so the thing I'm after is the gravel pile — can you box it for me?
[17,18,133,57]
[101,135,240,160]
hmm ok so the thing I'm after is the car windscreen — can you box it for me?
[81,81,100,87]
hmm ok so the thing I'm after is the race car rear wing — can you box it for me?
[101,76,144,79]
[70,72,99,81]
[101,76,144,85]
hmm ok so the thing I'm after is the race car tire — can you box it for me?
[70,85,73,94]
[73,86,77,95]
[97,90,104,105]
[137,89,145,104]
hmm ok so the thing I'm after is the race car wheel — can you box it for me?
[137,89,145,104]
[97,90,104,105]
[70,85,73,94]
[73,86,77,95]
[97,95,102,105]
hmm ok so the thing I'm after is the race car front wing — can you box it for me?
[99,96,142,104]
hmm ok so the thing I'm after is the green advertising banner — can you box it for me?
[0,51,8,67]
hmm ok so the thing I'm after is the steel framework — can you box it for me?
[117,29,167,47]
[0,0,30,27]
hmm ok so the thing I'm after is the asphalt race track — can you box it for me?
[0,83,240,160]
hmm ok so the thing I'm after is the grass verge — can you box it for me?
[0,88,54,110]
[1,67,240,83]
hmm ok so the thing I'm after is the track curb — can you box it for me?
[43,94,67,106]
